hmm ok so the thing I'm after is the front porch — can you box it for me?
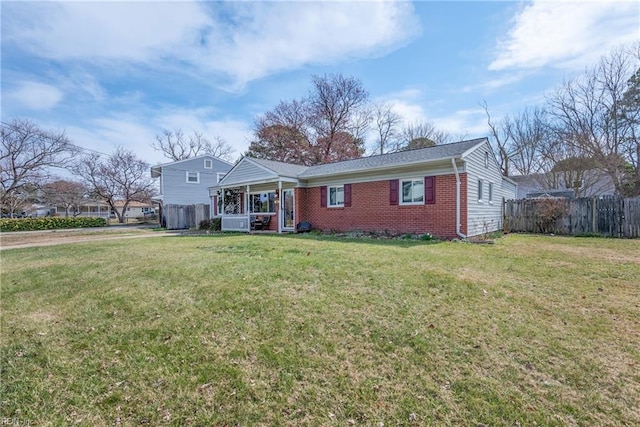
[211,180,298,233]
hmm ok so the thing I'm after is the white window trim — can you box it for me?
[400,178,424,205]
[217,172,226,183]
[186,171,200,184]
[249,191,277,214]
[488,182,493,204]
[477,179,484,203]
[328,185,345,208]
[204,159,213,169]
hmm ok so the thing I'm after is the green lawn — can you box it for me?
[1,234,638,426]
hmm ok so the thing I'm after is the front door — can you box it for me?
[282,189,295,230]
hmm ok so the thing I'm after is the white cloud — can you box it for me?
[196,1,420,89]
[3,1,420,90]
[3,1,209,63]
[154,109,253,155]
[8,81,64,110]
[375,89,430,124]
[460,72,530,93]
[432,108,488,138]
[65,109,252,166]
[490,0,639,71]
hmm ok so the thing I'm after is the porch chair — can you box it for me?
[253,215,271,231]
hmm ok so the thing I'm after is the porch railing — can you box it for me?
[221,215,250,232]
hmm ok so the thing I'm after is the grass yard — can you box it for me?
[1,234,638,426]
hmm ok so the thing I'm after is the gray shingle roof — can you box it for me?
[249,158,311,177]
[247,138,487,179]
[299,138,486,177]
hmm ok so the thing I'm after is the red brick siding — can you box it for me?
[297,173,467,239]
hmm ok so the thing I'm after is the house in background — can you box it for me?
[209,138,517,239]
[510,170,615,199]
[113,201,155,219]
[150,155,233,223]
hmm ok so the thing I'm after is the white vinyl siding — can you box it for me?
[465,142,512,237]
[153,156,232,205]
[219,160,279,187]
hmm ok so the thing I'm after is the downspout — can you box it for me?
[451,158,467,239]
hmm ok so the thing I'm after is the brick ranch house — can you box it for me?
[209,138,518,239]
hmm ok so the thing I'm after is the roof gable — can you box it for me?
[250,158,310,177]
[218,157,281,186]
[151,154,233,170]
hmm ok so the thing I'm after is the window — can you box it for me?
[217,172,226,183]
[488,182,493,203]
[249,192,276,214]
[186,171,199,183]
[204,159,213,169]
[477,180,483,201]
[401,179,424,204]
[328,185,344,207]
[485,151,489,168]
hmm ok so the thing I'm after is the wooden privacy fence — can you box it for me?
[163,204,210,230]
[504,196,640,238]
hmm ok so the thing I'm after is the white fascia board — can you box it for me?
[460,140,489,159]
[300,156,462,180]
[219,177,300,188]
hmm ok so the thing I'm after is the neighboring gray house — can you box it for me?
[208,138,517,238]
[510,170,616,199]
[151,155,233,207]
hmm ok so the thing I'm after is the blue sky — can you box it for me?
[2,0,638,167]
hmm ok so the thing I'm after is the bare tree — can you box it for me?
[153,129,234,162]
[400,120,450,151]
[1,118,77,215]
[618,48,640,195]
[372,102,403,154]
[481,101,513,176]
[248,74,370,165]
[74,147,156,223]
[41,179,88,217]
[546,44,639,195]
[308,73,370,163]
[246,99,314,164]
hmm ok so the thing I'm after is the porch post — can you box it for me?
[245,185,250,224]
[221,188,225,216]
[277,180,282,233]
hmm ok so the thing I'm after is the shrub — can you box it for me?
[536,198,568,234]
[198,218,221,232]
[0,217,107,232]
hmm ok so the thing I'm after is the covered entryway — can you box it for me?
[208,157,307,233]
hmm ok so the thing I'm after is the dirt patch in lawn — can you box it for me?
[0,227,175,250]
